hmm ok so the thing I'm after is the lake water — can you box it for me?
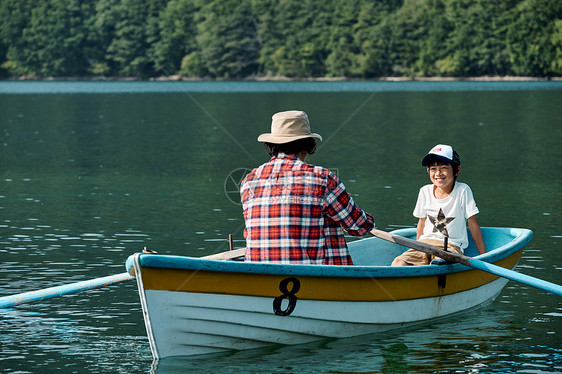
[0,81,560,373]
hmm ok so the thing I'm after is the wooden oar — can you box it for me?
[370,228,562,296]
[0,272,134,308]
[203,248,245,260]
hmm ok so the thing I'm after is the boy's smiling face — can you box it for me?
[427,162,460,193]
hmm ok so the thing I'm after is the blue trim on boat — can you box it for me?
[125,228,532,279]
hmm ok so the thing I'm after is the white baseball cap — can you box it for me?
[421,144,461,166]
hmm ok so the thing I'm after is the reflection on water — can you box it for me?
[0,82,560,373]
[0,284,151,373]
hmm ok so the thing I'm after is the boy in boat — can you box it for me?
[240,110,374,265]
[391,144,486,266]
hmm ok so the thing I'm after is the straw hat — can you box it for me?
[257,110,323,144]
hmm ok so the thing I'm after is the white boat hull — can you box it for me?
[140,278,507,357]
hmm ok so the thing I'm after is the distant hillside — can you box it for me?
[1,0,560,80]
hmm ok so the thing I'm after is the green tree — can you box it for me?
[104,0,148,77]
[352,1,396,77]
[94,0,129,75]
[251,0,281,76]
[151,0,199,75]
[0,41,7,77]
[1,0,97,77]
[0,1,33,75]
[255,0,335,77]
[415,0,451,76]
[102,0,166,77]
[385,0,435,77]
[145,0,170,75]
[439,0,519,76]
[193,0,260,78]
[551,19,562,74]
[507,0,562,76]
[325,1,361,77]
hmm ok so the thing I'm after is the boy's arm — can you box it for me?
[467,215,486,255]
[416,218,426,240]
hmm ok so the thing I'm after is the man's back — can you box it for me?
[240,110,374,265]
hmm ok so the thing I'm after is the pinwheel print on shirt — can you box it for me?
[428,208,455,237]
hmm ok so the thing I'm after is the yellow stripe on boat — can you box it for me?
[140,250,522,301]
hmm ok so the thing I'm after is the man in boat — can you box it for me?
[391,144,486,266]
[240,110,375,265]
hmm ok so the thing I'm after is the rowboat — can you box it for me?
[125,227,532,359]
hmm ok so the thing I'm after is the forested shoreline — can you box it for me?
[1,0,561,80]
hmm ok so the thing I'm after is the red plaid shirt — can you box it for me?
[241,153,374,265]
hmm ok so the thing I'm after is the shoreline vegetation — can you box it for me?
[2,1,561,81]
[6,75,562,82]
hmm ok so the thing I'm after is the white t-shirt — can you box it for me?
[413,182,479,250]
